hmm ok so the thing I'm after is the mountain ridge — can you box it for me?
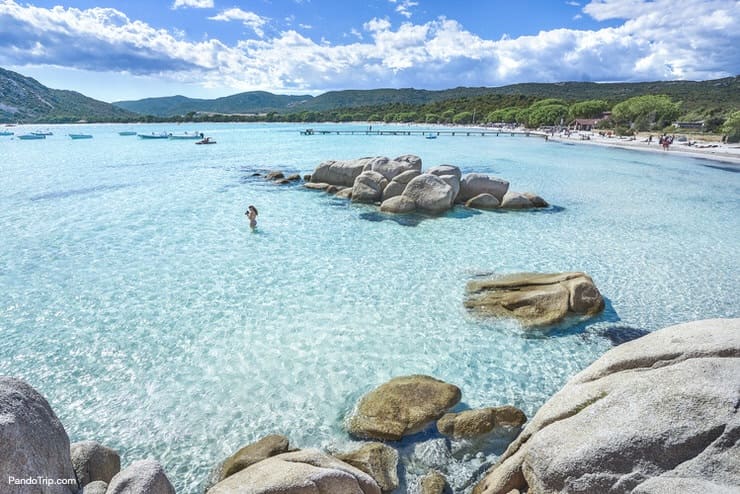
[0,67,137,123]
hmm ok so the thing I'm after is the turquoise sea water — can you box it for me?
[1,123,738,492]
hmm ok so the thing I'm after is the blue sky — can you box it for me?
[1,0,738,102]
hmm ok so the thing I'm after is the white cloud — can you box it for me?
[0,0,737,96]
[389,0,419,19]
[208,8,268,38]
[172,0,213,9]
[299,24,312,29]
[566,1,580,6]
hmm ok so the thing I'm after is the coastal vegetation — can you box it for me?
[1,66,738,136]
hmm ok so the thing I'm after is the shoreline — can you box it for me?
[544,131,740,166]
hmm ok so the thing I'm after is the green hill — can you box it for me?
[0,67,137,123]
[113,91,313,117]
[114,77,739,119]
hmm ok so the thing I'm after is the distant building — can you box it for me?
[571,118,601,131]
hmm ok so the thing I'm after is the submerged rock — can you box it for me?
[0,376,78,494]
[473,318,740,494]
[346,375,461,441]
[207,449,380,494]
[464,272,604,327]
[419,470,450,494]
[437,406,526,439]
[335,442,399,492]
[265,171,285,181]
[71,440,121,487]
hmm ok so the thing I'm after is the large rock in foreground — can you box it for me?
[347,375,461,441]
[70,440,120,487]
[207,449,381,494]
[208,434,290,486]
[464,272,604,327]
[474,318,740,494]
[107,459,175,494]
[0,377,78,494]
[335,442,399,492]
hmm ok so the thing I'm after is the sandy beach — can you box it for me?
[546,131,740,166]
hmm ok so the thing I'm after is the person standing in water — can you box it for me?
[245,205,258,230]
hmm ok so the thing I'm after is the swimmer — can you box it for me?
[245,205,258,230]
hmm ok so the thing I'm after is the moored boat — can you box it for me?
[31,130,53,136]
[138,132,169,139]
[17,134,46,140]
[195,137,216,145]
[69,134,93,139]
[118,131,137,136]
[169,132,202,140]
[0,130,13,136]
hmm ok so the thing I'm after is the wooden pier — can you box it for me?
[299,128,546,138]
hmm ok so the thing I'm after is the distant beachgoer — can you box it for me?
[245,205,258,230]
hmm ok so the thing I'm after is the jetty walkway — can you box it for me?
[299,128,546,138]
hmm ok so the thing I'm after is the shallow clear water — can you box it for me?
[1,123,738,492]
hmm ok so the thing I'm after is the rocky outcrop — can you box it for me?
[70,440,120,487]
[464,272,604,327]
[363,155,422,181]
[206,449,381,494]
[306,156,548,219]
[499,191,533,209]
[458,174,509,203]
[265,171,285,181]
[209,434,290,486]
[107,459,175,494]
[380,195,416,214]
[437,406,526,439]
[311,158,369,187]
[0,376,78,494]
[400,174,456,214]
[465,193,500,209]
[382,169,421,201]
[474,318,740,494]
[352,170,389,203]
[335,442,399,492]
[346,375,461,441]
[427,164,462,181]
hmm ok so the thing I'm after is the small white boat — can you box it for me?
[69,134,93,139]
[118,131,137,136]
[169,132,202,140]
[31,130,53,136]
[425,133,437,139]
[138,132,169,139]
[0,130,13,136]
[18,134,46,140]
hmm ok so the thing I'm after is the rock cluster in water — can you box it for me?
[304,155,549,214]
[464,272,605,327]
